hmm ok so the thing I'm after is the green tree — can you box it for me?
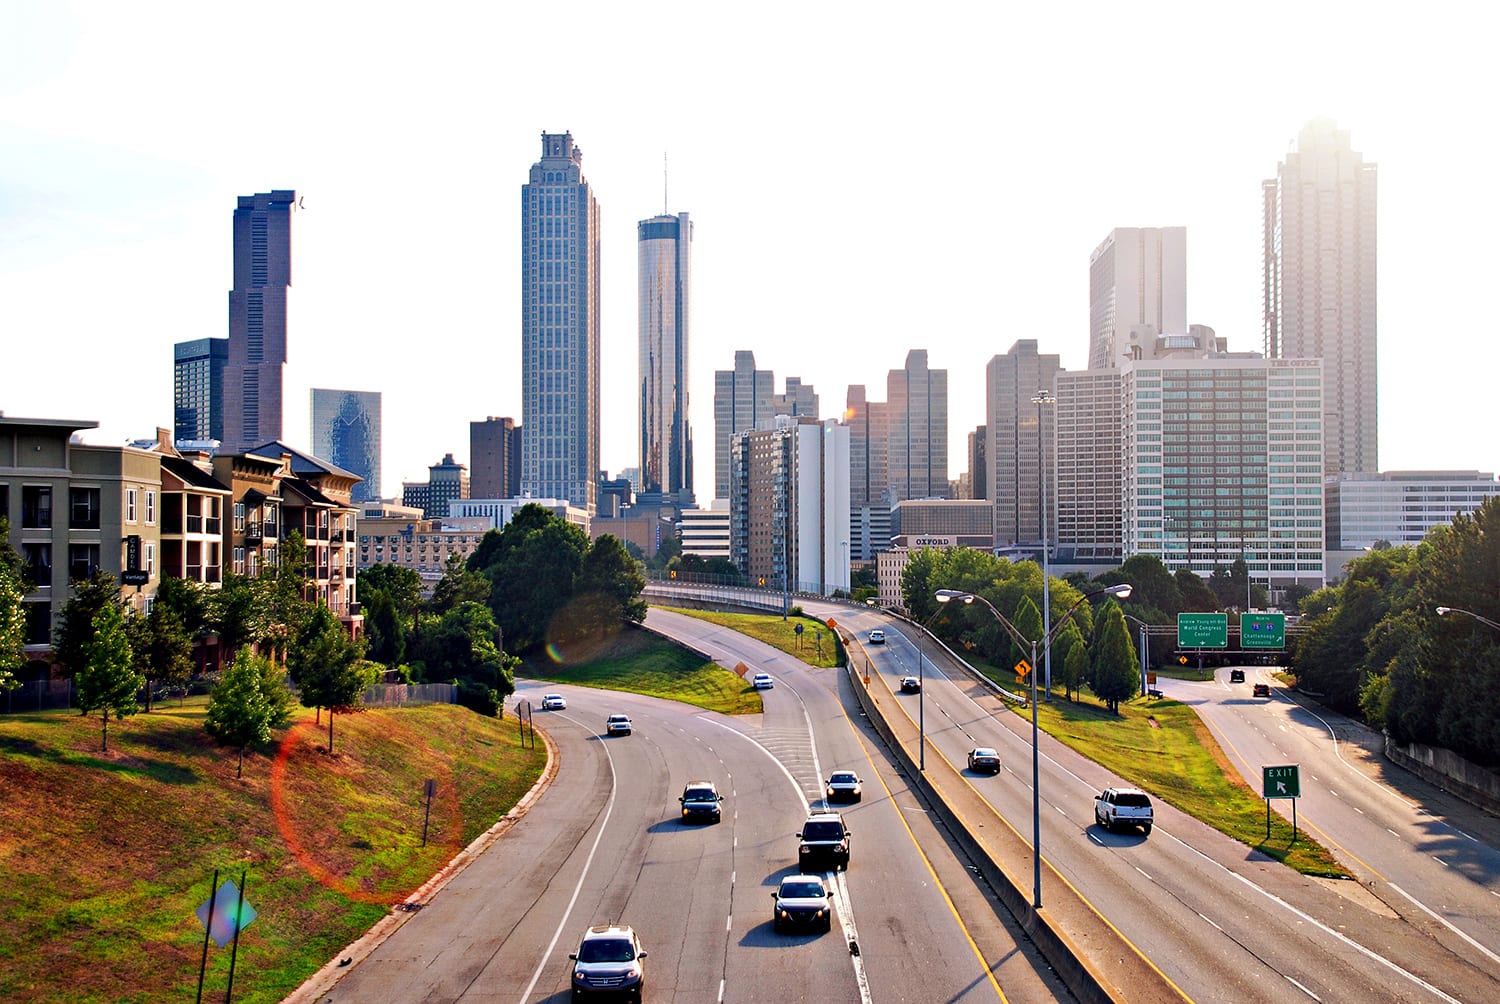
[572,534,647,635]
[1089,601,1139,713]
[288,604,371,752]
[1,518,27,693]
[362,588,406,666]
[54,572,123,676]
[265,531,312,660]
[415,601,516,715]
[211,572,267,662]
[473,505,589,651]
[430,551,491,614]
[204,649,281,777]
[1009,594,1044,683]
[1174,568,1219,612]
[360,562,423,637]
[75,601,144,751]
[128,601,193,711]
[1052,618,1086,701]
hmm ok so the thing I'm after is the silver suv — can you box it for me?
[569,924,646,1001]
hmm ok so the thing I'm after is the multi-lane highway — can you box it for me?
[292,599,1500,1003]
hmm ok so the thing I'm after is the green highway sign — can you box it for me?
[1263,764,1301,799]
[1241,613,1286,648]
[1177,613,1228,648]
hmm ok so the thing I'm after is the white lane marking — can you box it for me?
[1389,882,1500,967]
[1387,829,1400,838]
[1285,975,1323,1001]
[1088,832,1104,846]
[1434,857,1449,868]
[1134,866,1153,881]
[719,979,725,1002]
[1197,912,1223,932]
[726,915,732,931]
[703,709,873,1004]
[517,734,619,1004]
[1352,806,1364,815]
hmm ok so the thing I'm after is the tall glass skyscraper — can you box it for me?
[173,337,228,444]
[224,190,296,453]
[521,133,601,514]
[1263,119,1377,475]
[638,212,693,504]
[310,389,381,502]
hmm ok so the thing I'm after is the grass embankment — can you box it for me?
[0,700,546,1004]
[659,607,843,668]
[1002,688,1344,876]
[522,623,763,715]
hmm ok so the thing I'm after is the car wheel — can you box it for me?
[772,917,781,933]
[1095,808,1104,827]
[824,915,833,932]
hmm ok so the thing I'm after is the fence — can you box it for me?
[360,682,458,708]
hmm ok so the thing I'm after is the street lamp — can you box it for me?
[937,582,1133,909]
[915,599,964,772]
[1122,612,1151,697]
[1436,606,1500,631]
[1033,389,1055,701]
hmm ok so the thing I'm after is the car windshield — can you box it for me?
[829,773,857,784]
[609,716,628,723]
[546,695,562,701]
[578,938,635,963]
[779,882,824,899]
[684,789,716,801]
[803,821,844,840]
[1116,792,1151,807]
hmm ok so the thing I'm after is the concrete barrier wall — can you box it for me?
[1386,735,1500,815]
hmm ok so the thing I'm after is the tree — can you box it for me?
[572,535,647,635]
[1089,601,1139,714]
[1009,594,1044,684]
[265,531,312,661]
[75,601,144,751]
[360,563,423,637]
[128,601,193,711]
[1052,618,1086,702]
[204,649,281,777]
[361,588,406,666]
[430,552,491,614]
[1109,555,1183,617]
[1174,569,1219,612]
[288,604,372,752]
[414,601,516,715]
[1,518,26,693]
[473,505,589,651]
[54,573,123,676]
[211,573,267,661]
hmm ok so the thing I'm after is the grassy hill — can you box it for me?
[0,699,546,1004]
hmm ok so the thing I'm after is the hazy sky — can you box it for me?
[4,2,1497,503]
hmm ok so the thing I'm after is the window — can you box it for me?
[24,602,52,645]
[125,488,138,522]
[70,487,100,529]
[22,543,51,582]
[69,544,100,581]
[145,542,155,576]
[22,486,52,529]
[206,497,221,535]
[234,502,246,532]
[145,491,156,525]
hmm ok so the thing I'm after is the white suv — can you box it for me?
[605,714,632,736]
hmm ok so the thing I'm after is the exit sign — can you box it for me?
[1262,764,1300,799]
[1241,613,1285,648]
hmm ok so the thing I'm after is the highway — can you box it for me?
[301,610,1070,1002]
[799,597,1500,1004]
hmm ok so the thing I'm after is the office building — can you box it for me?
[1088,227,1187,370]
[402,454,469,518]
[885,350,947,503]
[773,377,819,420]
[521,132,602,513]
[713,351,775,500]
[729,416,850,596]
[470,416,522,500]
[1053,368,1124,564]
[173,338,228,445]
[889,499,993,545]
[638,212,694,505]
[223,190,296,453]
[310,389,381,502]
[986,340,1062,549]
[1325,471,1500,552]
[964,426,987,501]
[679,502,730,560]
[1121,353,1325,588]
[1263,119,1378,475]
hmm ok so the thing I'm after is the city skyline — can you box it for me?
[3,5,1497,503]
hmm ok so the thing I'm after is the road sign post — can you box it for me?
[1262,764,1301,841]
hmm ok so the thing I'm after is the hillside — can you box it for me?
[0,700,547,1004]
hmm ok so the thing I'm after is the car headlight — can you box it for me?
[778,908,789,918]
[682,808,690,817]
[574,969,586,982]
[826,787,835,796]
[815,909,825,918]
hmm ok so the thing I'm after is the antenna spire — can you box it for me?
[663,152,669,215]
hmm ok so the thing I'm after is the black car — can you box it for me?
[772,874,833,933]
[1252,683,1271,698]
[797,811,852,870]
[966,747,1001,774]
[899,676,922,693]
[679,781,724,823]
[1229,669,1246,683]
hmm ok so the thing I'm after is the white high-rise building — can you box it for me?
[521,132,602,513]
[986,341,1061,549]
[1088,227,1187,370]
[1263,119,1377,476]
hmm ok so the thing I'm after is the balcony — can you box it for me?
[244,523,263,543]
[331,529,346,543]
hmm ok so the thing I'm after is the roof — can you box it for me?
[160,456,230,492]
[247,440,362,483]
[280,477,340,508]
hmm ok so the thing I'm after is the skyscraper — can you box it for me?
[521,133,601,513]
[470,416,522,499]
[1263,119,1378,475]
[885,349,947,503]
[173,337,227,445]
[713,351,774,501]
[1088,227,1187,370]
[223,190,296,453]
[986,341,1061,548]
[310,389,381,502]
[638,212,693,503]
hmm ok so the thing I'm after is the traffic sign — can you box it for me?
[1241,613,1285,648]
[1178,613,1228,648]
[1262,764,1300,799]
[1015,659,1032,678]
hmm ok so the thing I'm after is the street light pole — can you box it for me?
[1123,612,1150,697]
[1034,390,1054,702]
[937,582,1132,909]
[1436,606,1500,631]
[916,600,962,772]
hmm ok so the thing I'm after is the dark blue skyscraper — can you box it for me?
[311,389,381,502]
[173,337,228,444]
[224,190,296,453]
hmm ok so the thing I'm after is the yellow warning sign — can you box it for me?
[1015,659,1032,678]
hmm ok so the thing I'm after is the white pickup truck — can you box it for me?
[1094,787,1154,835]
